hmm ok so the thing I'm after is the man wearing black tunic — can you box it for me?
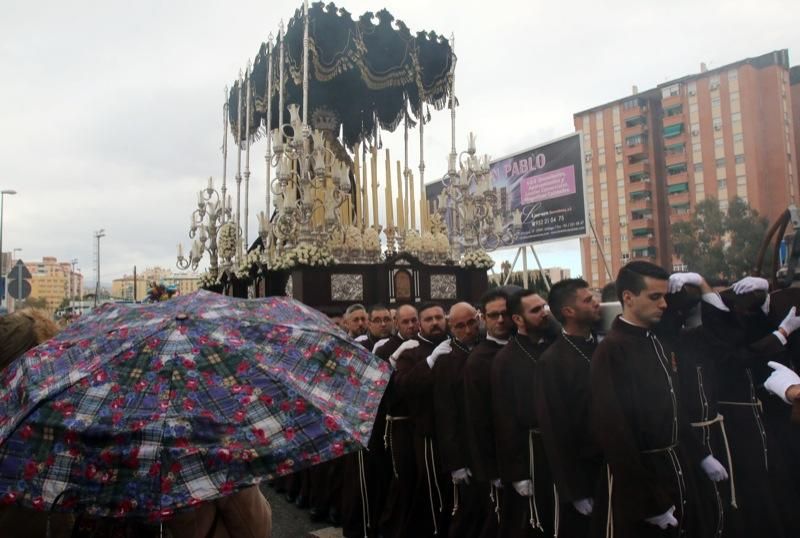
[431,302,484,537]
[591,261,727,537]
[354,304,394,352]
[391,302,450,536]
[377,304,420,538]
[535,278,601,537]
[492,289,555,538]
[464,288,514,538]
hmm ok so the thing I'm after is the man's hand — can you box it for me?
[779,307,800,336]
[572,498,594,516]
[390,339,419,362]
[426,339,452,369]
[645,506,678,529]
[731,276,769,295]
[765,361,800,404]
[701,455,729,482]
[491,478,503,489]
[512,480,533,497]
[451,467,472,485]
[668,272,703,294]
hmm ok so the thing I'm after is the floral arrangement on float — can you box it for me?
[460,249,494,270]
[271,244,336,271]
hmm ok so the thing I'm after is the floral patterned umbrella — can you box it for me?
[0,291,390,519]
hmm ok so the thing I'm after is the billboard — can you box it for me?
[426,132,586,248]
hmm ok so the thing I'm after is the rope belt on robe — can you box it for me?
[383,415,409,478]
[691,413,737,508]
[527,428,544,531]
[423,436,444,535]
[639,444,686,535]
[489,482,501,523]
[718,399,769,469]
[357,449,371,538]
[605,465,614,538]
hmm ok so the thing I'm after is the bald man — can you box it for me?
[374,304,420,361]
[432,302,487,537]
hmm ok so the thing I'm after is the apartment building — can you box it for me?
[575,50,798,288]
[24,256,84,312]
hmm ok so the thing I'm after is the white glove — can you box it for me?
[765,361,800,404]
[426,339,452,369]
[668,272,703,294]
[572,498,594,516]
[491,478,503,489]
[390,339,420,362]
[701,455,729,482]
[731,276,769,295]
[512,479,533,497]
[372,338,390,353]
[645,506,678,529]
[451,467,472,485]
[779,307,800,336]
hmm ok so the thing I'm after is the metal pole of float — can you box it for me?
[529,245,550,292]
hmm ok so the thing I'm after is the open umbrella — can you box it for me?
[0,291,390,519]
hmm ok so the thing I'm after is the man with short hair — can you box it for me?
[431,302,486,537]
[374,304,419,361]
[591,261,723,537]
[535,279,602,537]
[345,303,369,338]
[491,290,555,537]
[392,302,451,536]
[464,288,514,537]
[355,304,394,351]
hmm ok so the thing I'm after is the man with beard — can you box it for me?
[345,303,369,339]
[492,290,555,537]
[464,289,514,538]
[374,304,420,360]
[376,304,420,538]
[431,302,485,537]
[390,302,451,536]
[591,261,727,537]
[535,279,602,537]
[355,304,394,351]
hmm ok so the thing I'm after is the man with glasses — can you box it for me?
[464,289,514,537]
[355,304,394,351]
[431,302,485,537]
[345,303,369,339]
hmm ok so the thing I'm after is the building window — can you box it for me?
[716,158,725,168]
[694,163,704,172]
[665,105,683,117]
[668,183,690,195]
[737,175,747,186]
[735,154,745,164]
[625,115,647,127]
[625,134,647,146]
[662,84,681,98]
[663,123,684,138]
[718,179,727,189]
[733,133,743,143]
[711,97,721,108]
[731,112,741,123]
[667,163,688,175]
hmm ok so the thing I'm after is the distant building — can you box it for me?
[575,50,798,288]
[112,267,200,301]
[21,256,84,312]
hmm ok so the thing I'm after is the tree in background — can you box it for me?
[672,196,768,280]
[18,296,48,310]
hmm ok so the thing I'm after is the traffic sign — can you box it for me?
[7,260,31,281]
[6,261,32,301]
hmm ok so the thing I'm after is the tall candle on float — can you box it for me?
[409,171,416,232]
[371,147,379,229]
[385,149,394,228]
[353,143,362,226]
[396,161,404,230]
[362,148,369,228]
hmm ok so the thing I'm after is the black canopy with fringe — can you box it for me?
[228,2,455,149]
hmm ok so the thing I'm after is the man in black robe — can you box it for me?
[591,261,728,538]
[391,302,451,537]
[354,304,394,352]
[535,278,602,537]
[492,289,555,538]
[376,304,420,538]
[432,302,484,537]
[464,288,514,538]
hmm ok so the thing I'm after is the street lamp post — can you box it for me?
[94,229,105,307]
[70,258,78,315]
[0,189,18,309]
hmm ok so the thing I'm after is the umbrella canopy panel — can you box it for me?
[229,2,455,148]
[0,291,390,519]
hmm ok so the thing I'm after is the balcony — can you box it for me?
[629,217,655,230]
[667,172,689,186]
[625,142,648,157]
[668,191,690,206]
[662,122,685,141]
[629,181,651,196]
[627,159,651,175]
[631,247,658,260]
[631,235,656,249]
[630,197,653,211]
[665,150,687,167]
[670,212,692,224]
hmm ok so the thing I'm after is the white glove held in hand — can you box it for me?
[765,361,800,404]
[780,307,800,336]
[645,506,678,529]
[512,479,533,497]
[731,276,769,295]
[668,272,703,294]
[701,455,729,482]
[491,478,503,489]
[390,339,420,365]
[572,498,594,516]
[451,467,472,485]
[426,339,452,369]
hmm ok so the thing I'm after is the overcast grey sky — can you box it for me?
[1,0,798,285]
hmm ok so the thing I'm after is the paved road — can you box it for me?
[260,484,343,538]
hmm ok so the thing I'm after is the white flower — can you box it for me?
[218,223,238,259]
[460,249,494,269]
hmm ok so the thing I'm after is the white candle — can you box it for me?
[207,176,213,191]
[177,243,184,258]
